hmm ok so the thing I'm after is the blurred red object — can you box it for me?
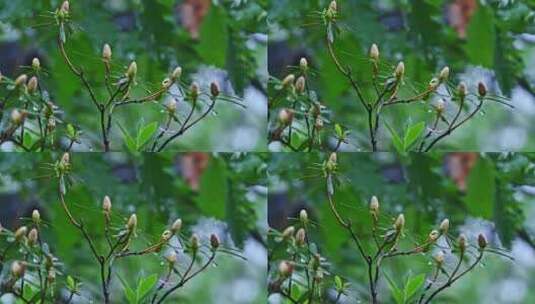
[179,0,211,39]
[447,0,477,38]
[181,153,210,191]
[446,152,478,191]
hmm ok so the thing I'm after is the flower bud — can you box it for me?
[282,226,295,239]
[314,117,323,130]
[433,252,444,265]
[28,228,38,246]
[278,108,293,126]
[329,1,337,13]
[299,209,308,224]
[439,219,449,235]
[127,214,137,231]
[190,234,199,252]
[295,76,306,94]
[478,82,487,97]
[457,82,467,98]
[281,74,295,87]
[0,71,3,82]
[439,66,449,82]
[27,76,38,94]
[32,58,41,70]
[190,82,199,100]
[458,234,467,253]
[394,214,405,231]
[15,226,28,242]
[126,61,137,80]
[369,196,379,214]
[435,99,445,113]
[11,261,26,278]
[171,219,182,234]
[328,152,337,165]
[161,230,173,242]
[210,234,220,249]
[210,81,220,97]
[394,62,405,79]
[295,228,306,246]
[166,252,177,264]
[60,152,70,168]
[428,230,439,242]
[11,109,25,125]
[32,209,41,225]
[369,43,379,61]
[428,78,439,91]
[47,117,56,132]
[278,261,293,278]
[171,67,182,81]
[478,233,487,249]
[166,99,178,113]
[60,1,70,14]
[102,44,112,61]
[15,74,28,87]
[299,57,308,71]
[102,196,112,213]
[161,78,172,89]
[47,269,56,283]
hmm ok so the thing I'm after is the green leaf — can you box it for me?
[67,123,76,138]
[117,123,137,152]
[334,275,343,290]
[465,6,496,68]
[196,6,229,67]
[464,157,496,219]
[136,274,158,301]
[404,273,425,301]
[117,275,137,304]
[384,272,404,304]
[66,276,76,290]
[403,122,425,151]
[385,122,403,154]
[136,121,158,150]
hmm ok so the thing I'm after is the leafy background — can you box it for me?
[268,0,535,151]
[0,0,268,151]
[0,152,267,303]
[268,152,535,303]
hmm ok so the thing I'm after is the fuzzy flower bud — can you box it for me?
[370,196,379,214]
[439,66,449,82]
[314,117,323,130]
[329,1,337,13]
[102,44,112,61]
[161,78,172,89]
[60,1,70,14]
[394,62,405,79]
[458,234,467,253]
[210,81,220,98]
[299,57,308,71]
[14,74,28,87]
[47,269,56,283]
[32,209,41,225]
[394,214,405,232]
[281,74,295,87]
[15,226,28,242]
[278,261,293,278]
[190,234,199,252]
[457,82,467,98]
[278,108,293,126]
[102,196,112,213]
[165,99,177,113]
[282,226,295,239]
[127,214,137,231]
[428,230,439,242]
[171,219,182,234]
[126,61,137,80]
[11,261,26,278]
[435,99,445,113]
[171,67,182,81]
[166,252,177,264]
[478,82,487,97]
[32,58,41,70]
[210,234,220,250]
[439,219,449,235]
[190,82,199,100]
[478,233,487,249]
[161,230,173,242]
[369,43,379,61]
[433,252,444,266]
[299,209,308,224]
[60,152,70,169]
[28,228,38,246]
[295,76,306,94]
[295,228,306,246]
[27,76,38,94]
[428,78,440,91]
